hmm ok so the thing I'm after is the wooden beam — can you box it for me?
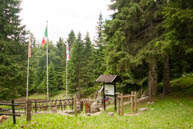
[74,95,77,117]
[121,94,123,116]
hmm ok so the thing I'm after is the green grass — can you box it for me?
[1,94,193,129]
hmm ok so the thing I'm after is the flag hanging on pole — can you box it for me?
[28,37,32,58]
[66,43,70,61]
[41,25,48,47]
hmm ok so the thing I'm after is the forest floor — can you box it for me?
[1,92,193,129]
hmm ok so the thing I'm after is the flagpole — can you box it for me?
[66,43,68,98]
[26,36,31,100]
[46,21,49,100]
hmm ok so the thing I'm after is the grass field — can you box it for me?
[1,93,193,129]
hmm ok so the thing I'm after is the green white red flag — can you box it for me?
[41,25,48,47]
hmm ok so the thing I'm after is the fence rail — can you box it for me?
[0,100,21,124]
[0,98,74,124]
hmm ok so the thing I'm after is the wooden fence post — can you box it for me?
[120,94,123,116]
[74,95,77,117]
[71,98,74,110]
[11,100,16,124]
[117,94,120,115]
[118,95,121,115]
[59,100,62,110]
[131,91,134,113]
[26,100,32,121]
[80,101,83,111]
[55,99,58,109]
[134,91,137,112]
[35,100,37,113]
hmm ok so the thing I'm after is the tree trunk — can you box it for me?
[163,53,170,95]
[148,57,158,101]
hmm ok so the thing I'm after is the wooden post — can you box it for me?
[131,92,133,112]
[80,101,83,111]
[117,96,120,115]
[120,94,123,116]
[71,97,74,110]
[60,100,62,110]
[11,100,16,124]
[74,95,77,117]
[114,83,117,111]
[55,99,58,109]
[103,84,106,111]
[85,102,91,113]
[133,92,135,113]
[35,100,37,113]
[134,91,137,112]
[26,100,32,121]
[64,100,66,110]
[130,91,133,112]
[52,99,54,108]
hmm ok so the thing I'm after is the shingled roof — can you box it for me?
[96,75,119,83]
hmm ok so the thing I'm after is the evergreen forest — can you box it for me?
[1,0,193,100]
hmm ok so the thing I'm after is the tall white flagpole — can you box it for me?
[26,36,31,100]
[66,55,68,98]
[46,21,49,100]
[66,43,68,98]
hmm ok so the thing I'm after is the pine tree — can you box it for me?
[94,13,106,78]
[0,0,26,41]
[68,33,84,96]
[49,62,57,97]
[0,40,26,99]
[0,0,27,99]
[104,0,164,95]
[67,30,76,50]
[81,33,95,95]
[55,38,66,90]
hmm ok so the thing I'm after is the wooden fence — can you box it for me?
[0,100,22,124]
[0,98,74,124]
[117,91,137,116]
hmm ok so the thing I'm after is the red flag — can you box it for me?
[41,37,46,47]
[28,37,32,58]
[66,43,70,61]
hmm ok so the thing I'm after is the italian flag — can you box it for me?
[41,25,48,47]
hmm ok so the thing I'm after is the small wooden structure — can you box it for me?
[96,75,120,111]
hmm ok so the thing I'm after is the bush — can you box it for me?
[158,73,193,89]
[170,74,193,89]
